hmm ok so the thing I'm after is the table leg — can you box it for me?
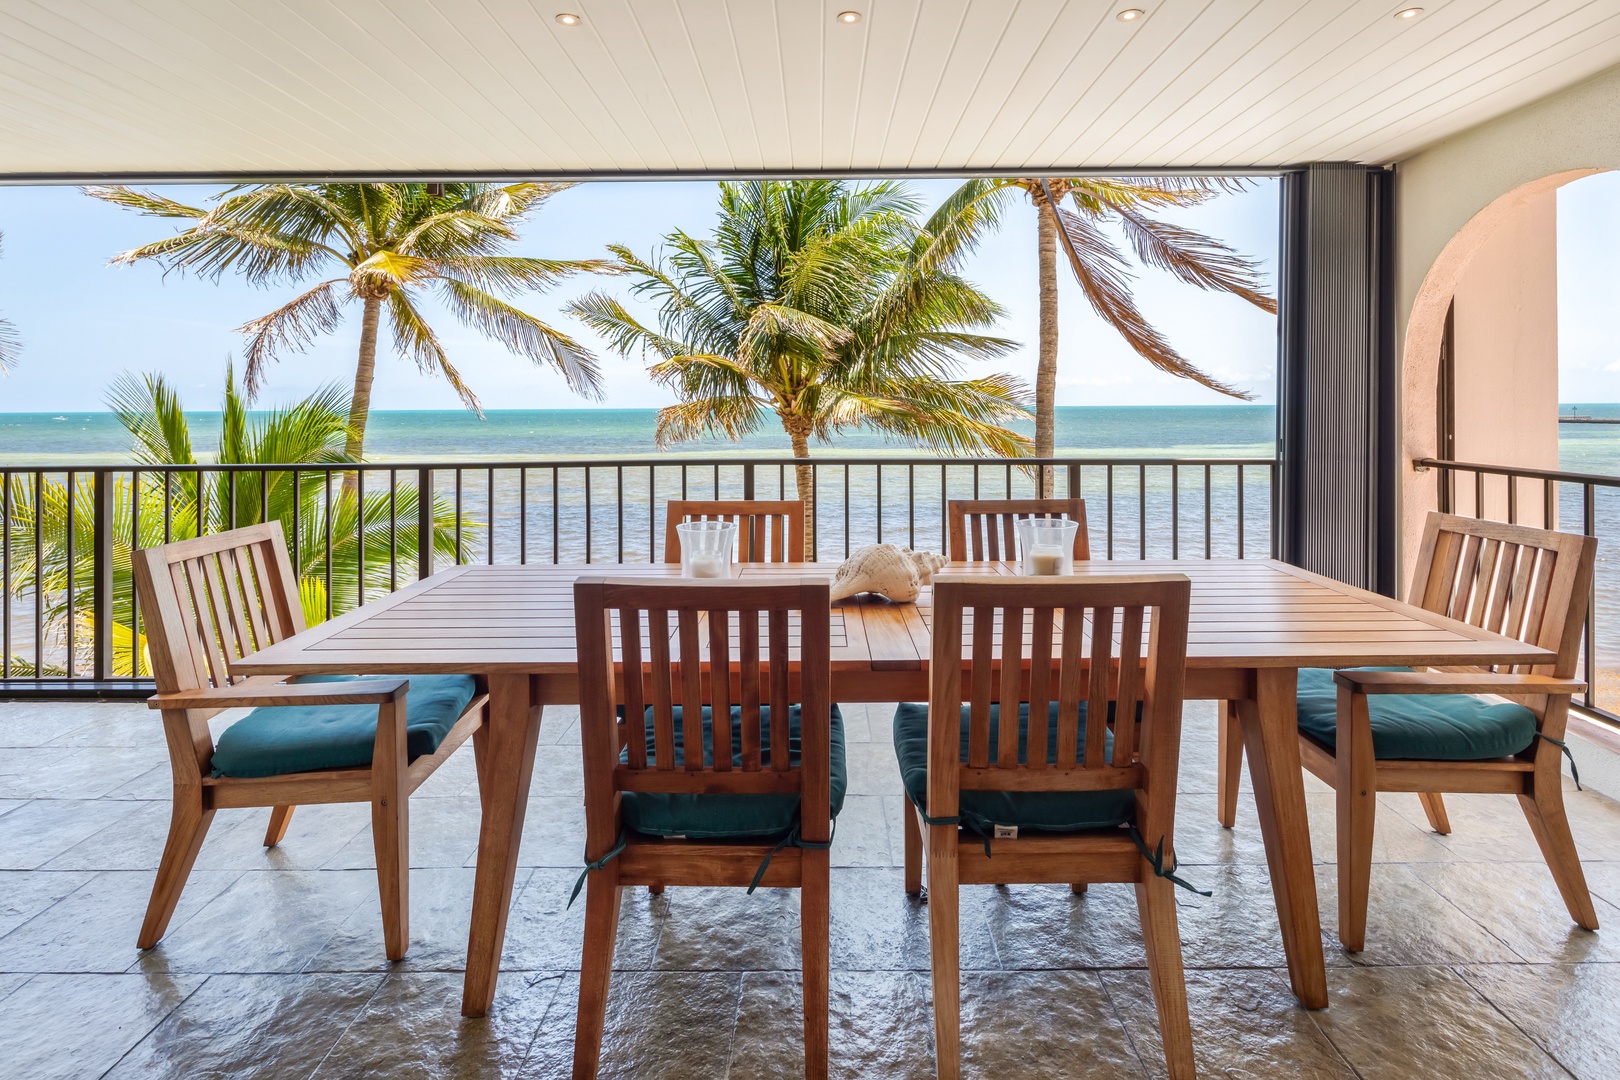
[1238,667,1328,1009]
[462,673,543,1017]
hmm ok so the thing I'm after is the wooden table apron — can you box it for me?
[233,559,1552,1015]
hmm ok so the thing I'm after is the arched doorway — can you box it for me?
[1400,168,1605,574]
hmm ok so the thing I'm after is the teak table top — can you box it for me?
[232,558,1554,678]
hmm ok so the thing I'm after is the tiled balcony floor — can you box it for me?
[2,698,1619,1078]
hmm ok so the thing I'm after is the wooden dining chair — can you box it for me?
[1219,512,1598,951]
[131,521,487,961]
[898,573,1196,1080]
[662,499,806,563]
[945,498,1089,561]
[571,576,841,1080]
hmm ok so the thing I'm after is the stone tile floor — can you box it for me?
[1,697,1618,1078]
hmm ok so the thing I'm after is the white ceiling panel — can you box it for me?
[0,0,1617,178]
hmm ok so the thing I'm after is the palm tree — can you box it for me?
[5,370,460,675]
[85,182,609,463]
[0,232,19,373]
[936,178,1277,492]
[569,179,1032,553]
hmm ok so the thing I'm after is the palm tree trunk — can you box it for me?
[342,296,383,500]
[1036,197,1059,497]
[785,417,816,558]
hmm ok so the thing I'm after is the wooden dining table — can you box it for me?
[232,557,1553,1016]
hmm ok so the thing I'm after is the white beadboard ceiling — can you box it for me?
[1,0,1617,179]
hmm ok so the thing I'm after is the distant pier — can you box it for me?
[1560,414,1620,425]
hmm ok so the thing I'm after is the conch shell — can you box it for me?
[829,544,948,603]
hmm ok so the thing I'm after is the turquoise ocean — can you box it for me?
[0,404,1277,465]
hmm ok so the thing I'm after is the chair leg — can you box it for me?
[1335,688,1377,953]
[263,805,295,847]
[647,884,665,895]
[1417,792,1451,835]
[801,847,831,1080]
[572,870,623,1080]
[1070,882,1088,895]
[373,698,411,962]
[138,796,215,949]
[1217,699,1242,829]
[925,826,960,1080]
[1136,874,1195,1080]
[1519,787,1600,930]
[903,799,923,896]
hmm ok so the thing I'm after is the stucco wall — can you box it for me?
[1446,190,1559,526]
[1395,62,1620,577]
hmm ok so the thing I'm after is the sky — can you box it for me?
[1557,171,1620,402]
[1,172,1615,414]
[0,178,1281,414]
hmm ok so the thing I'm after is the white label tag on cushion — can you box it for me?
[993,824,1018,840]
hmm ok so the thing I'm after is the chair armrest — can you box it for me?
[1331,671,1584,696]
[148,678,410,710]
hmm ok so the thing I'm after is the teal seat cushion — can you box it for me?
[1296,667,1538,761]
[210,674,479,779]
[892,701,1135,833]
[621,704,846,839]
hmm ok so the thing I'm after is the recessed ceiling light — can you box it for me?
[1116,8,1145,21]
[836,10,862,23]
[555,12,581,26]
[1394,7,1423,18]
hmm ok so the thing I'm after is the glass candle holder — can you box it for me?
[676,520,737,578]
[1015,517,1078,576]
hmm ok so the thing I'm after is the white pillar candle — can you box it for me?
[687,553,727,578]
[1029,546,1065,575]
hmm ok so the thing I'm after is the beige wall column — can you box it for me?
[1446,190,1560,525]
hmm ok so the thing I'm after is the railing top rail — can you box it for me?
[0,455,1277,473]
[1415,457,1620,490]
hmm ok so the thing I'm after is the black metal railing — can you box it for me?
[1,455,1275,693]
[1418,456,1620,723]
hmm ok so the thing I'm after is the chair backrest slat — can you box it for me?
[739,609,763,771]
[1408,513,1595,679]
[996,606,1024,767]
[1112,605,1146,767]
[1026,607,1055,770]
[677,609,705,770]
[647,608,676,770]
[947,499,1089,562]
[768,608,792,771]
[927,574,1191,824]
[968,606,995,769]
[709,609,733,772]
[1085,606,1114,770]
[620,609,648,770]
[663,500,806,563]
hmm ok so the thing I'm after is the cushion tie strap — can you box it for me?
[747,819,837,894]
[1535,732,1581,790]
[568,829,628,908]
[910,800,996,858]
[1129,826,1212,897]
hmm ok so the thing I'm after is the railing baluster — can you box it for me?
[616,464,624,563]
[417,468,433,580]
[1204,464,1212,559]
[908,463,915,550]
[93,468,113,681]
[1138,464,1146,560]
[1586,482,1597,713]
[551,466,560,564]
[357,468,367,607]
[34,471,43,679]
[454,468,464,565]
[1171,463,1180,560]
[1237,464,1245,559]
[323,469,333,620]
[487,468,496,565]
[389,468,398,591]
[520,467,529,566]
[2,469,10,679]
[65,470,75,677]
[585,465,593,563]
[1106,464,1114,559]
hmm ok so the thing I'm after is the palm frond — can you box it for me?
[236,280,347,399]
[438,278,603,398]
[1050,203,1253,400]
[1112,206,1276,313]
[104,371,197,466]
